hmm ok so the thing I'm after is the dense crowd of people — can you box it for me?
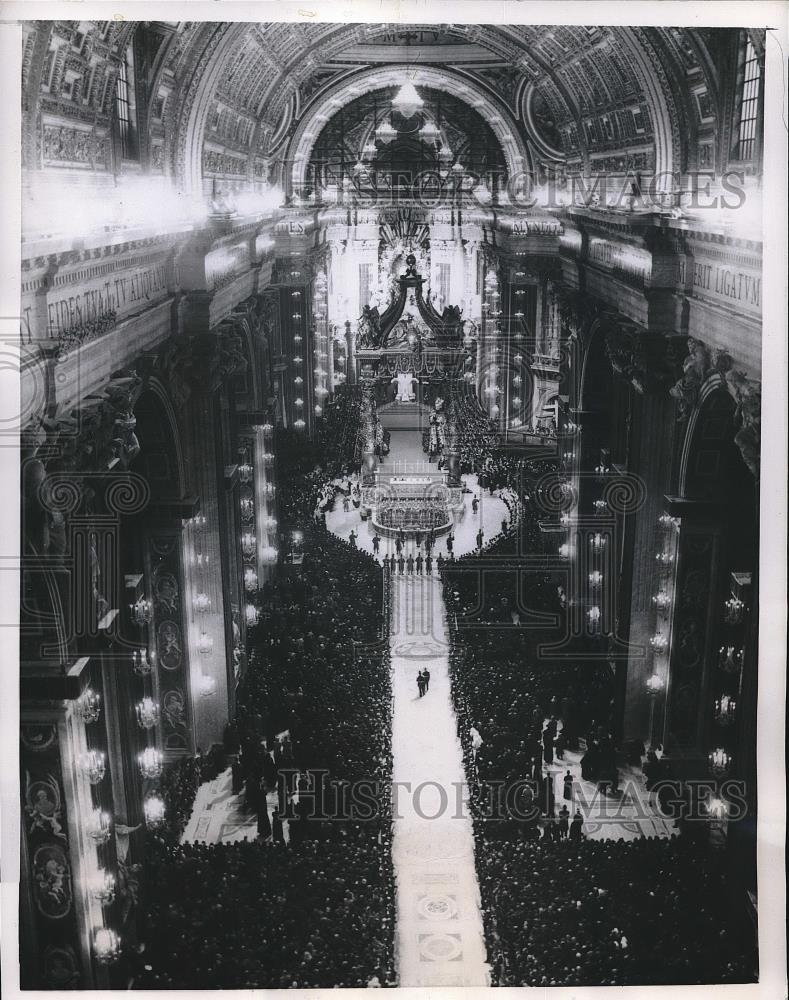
[439,458,753,986]
[133,390,754,989]
[477,835,754,986]
[136,829,394,988]
[136,451,397,987]
[275,385,363,522]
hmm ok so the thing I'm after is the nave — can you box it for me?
[16,16,769,992]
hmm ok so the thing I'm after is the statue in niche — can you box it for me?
[356,305,383,349]
[726,369,761,480]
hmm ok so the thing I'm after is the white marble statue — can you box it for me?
[392,372,417,403]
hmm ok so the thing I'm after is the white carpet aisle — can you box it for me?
[389,572,491,987]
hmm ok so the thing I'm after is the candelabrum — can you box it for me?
[708,747,732,777]
[192,592,211,614]
[586,605,601,630]
[132,649,154,677]
[723,597,746,625]
[79,750,106,785]
[240,497,254,522]
[138,747,163,780]
[718,645,743,673]
[93,928,121,964]
[590,532,607,551]
[652,590,672,611]
[78,687,101,724]
[197,632,214,656]
[706,796,729,820]
[238,462,253,485]
[244,568,259,593]
[658,514,680,530]
[655,551,674,566]
[260,546,278,564]
[130,597,153,626]
[649,633,668,652]
[241,533,256,558]
[294,418,306,430]
[198,674,217,698]
[714,695,737,725]
[90,870,116,905]
[135,697,159,730]
[245,604,260,627]
[558,543,572,559]
[87,809,112,845]
[143,795,166,828]
[593,499,608,514]
[588,570,603,588]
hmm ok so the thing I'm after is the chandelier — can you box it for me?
[130,597,153,627]
[136,697,160,730]
[193,592,212,614]
[87,809,112,844]
[79,750,106,785]
[419,120,440,143]
[198,674,217,698]
[714,695,737,725]
[78,687,101,724]
[132,649,154,676]
[138,747,164,780]
[143,795,166,828]
[197,632,214,656]
[244,568,259,593]
[90,870,116,905]
[392,79,424,117]
[708,747,732,777]
[645,673,665,694]
[93,928,121,964]
[241,532,256,558]
[375,120,397,144]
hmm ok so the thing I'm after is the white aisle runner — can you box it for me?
[389,573,490,987]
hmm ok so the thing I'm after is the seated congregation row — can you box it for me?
[440,499,754,985]
[135,490,397,987]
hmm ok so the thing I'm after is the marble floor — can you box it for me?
[545,746,676,840]
[389,573,491,987]
[181,769,286,846]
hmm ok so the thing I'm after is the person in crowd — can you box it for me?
[415,551,424,575]
[446,532,454,555]
[472,495,479,515]
[422,667,431,693]
[417,671,426,697]
[348,529,357,547]
[476,528,484,551]
[406,553,414,575]
[563,769,574,802]
[569,809,584,842]
[372,533,381,554]
[397,553,405,575]
[382,553,391,574]
[557,804,570,839]
[425,553,433,575]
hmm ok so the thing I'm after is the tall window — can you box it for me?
[733,35,761,161]
[114,47,138,160]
